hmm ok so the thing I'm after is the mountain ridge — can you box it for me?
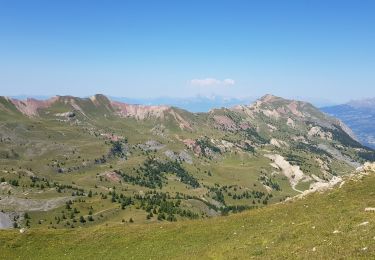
[2,93,362,144]
[0,93,374,232]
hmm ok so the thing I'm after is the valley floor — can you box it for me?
[1,169,375,259]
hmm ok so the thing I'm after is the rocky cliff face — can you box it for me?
[111,101,171,120]
[9,97,59,117]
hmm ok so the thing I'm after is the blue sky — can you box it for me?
[0,0,374,103]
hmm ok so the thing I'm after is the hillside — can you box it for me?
[0,94,374,231]
[322,98,375,149]
[110,95,255,113]
[1,163,374,259]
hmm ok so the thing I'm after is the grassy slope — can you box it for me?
[1,95,373,231]
[1,171,374,259]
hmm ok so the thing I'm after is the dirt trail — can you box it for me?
[292,186,304,193]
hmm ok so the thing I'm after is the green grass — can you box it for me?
[1,170,375,259]
[1,94,374,256]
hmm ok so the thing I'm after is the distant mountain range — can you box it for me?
[1,93,372,226]
[10,95,255,113]
[10,95,337,113]
[8,94,375,150]
[322,98,375,149]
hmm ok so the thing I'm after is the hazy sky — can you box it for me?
[0,0,374,103]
